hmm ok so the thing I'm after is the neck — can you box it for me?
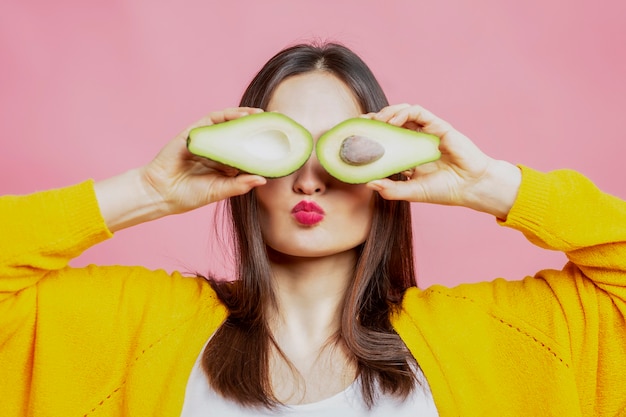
[267,246,357,340]
[266,247,359,404]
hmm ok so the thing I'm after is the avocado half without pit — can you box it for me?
[186,112,314,178]
[316,118,441,184]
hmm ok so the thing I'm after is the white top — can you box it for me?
[181,344,439,417]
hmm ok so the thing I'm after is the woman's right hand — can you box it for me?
[95,107,267,232]
[141,107,267,214]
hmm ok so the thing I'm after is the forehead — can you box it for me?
[266,72,362,138]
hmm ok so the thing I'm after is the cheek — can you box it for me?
[343,189,377,236]
[347,185,376,214]
[254,178,287,211]
[254,180,287,231]
[362,201,376,232]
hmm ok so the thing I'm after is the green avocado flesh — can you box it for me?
[316,118,441,184]
[187,112,313,178]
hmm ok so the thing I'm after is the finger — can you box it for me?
[366,178,426,202]
[194,158,241,176]
[204,107,261,125]
[371,104,412,123]
[179,107,263,140]
[200,107,263,126]
[222,107,263,122]
[217,174,267,199]
[176,114,221,140]
[389,106,454,138]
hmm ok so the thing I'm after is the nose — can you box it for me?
[292,153,329,195]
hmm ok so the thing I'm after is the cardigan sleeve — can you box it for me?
[469,166,626,414]
[0,182,225,417]
[497,165,626,310]
[395,166,626,416]
[0,180,113,301]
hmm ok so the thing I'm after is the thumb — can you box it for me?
[224,174,267,198]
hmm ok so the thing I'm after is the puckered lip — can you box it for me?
[291,200,325,215]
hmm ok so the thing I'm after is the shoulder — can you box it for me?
[393,277,574,364]
[37,265,228,329]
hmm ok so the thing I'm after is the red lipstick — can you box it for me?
[291,200,325,226]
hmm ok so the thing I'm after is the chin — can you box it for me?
[266,243,361,261]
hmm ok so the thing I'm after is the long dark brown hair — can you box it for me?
[202,42,418,409]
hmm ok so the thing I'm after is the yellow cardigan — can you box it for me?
[1,166,625,416]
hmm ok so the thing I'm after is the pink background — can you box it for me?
[2,0,625,287]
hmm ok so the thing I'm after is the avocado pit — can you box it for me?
[339,135,385,166]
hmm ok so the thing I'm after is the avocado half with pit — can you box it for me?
[316,118,441,184]
[187,112,313,178]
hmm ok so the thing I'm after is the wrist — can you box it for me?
[464,160,522,219]
[94,168,169,232]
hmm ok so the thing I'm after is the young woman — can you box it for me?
[1,43,625,416]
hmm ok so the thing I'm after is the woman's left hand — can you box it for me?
[363,104,522,219]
